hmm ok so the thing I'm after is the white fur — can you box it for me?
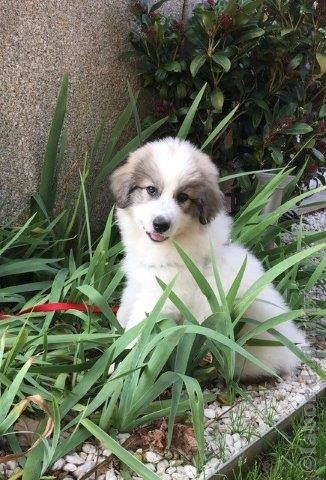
[113,138,307,380]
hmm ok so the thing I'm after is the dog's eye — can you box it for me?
[177,192,189,203]
[146,186,158,196]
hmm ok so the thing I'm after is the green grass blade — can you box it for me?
[1,324,28,374]
[242,318,325,379]
[174,242,219,311]
[201,104,239,150]
[89,123,105,164]
[51,428,90,464]
[128,82,142,145]
[156,277,198,324]
[77,284,122,332]
[235,243,326,321]
[177,373,205,469]
[0,258,59,277]
[81,419,161,480]
[38,72,68,215]
[0,356,35,426]
[102,97,136,162]
[0,214,37,257]
[96,116,168,181]
[237,310,305,345]
[226,256,247,309]
[303,256,326,293]
[177,83,207,139]
[167,334,195,448]
[219,168,282,184]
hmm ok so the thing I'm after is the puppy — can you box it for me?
[110,137,307,380]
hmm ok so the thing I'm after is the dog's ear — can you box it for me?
[110,162,135,208]
[198,180,225,225]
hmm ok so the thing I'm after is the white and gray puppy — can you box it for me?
[110,137,306,380]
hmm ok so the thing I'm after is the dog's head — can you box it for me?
[110,138,224,242]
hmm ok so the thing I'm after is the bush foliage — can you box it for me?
[127,0,325,172]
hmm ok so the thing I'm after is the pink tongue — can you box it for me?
[149,232,166,242]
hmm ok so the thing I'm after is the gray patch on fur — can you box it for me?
[174,171,225,224]
[110,154,163,208]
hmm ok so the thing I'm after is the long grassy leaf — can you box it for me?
[96,116,168,181]
[177,83,207,139]
[81,419,161,480]
[174,242,220,311]
[38,72,68,214]
[235,243,326,321]
[0,356,35,425]
[201,104,239,150]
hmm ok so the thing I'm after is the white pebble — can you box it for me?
[97,476,105,480]
[80,452,87,460]
[82,443,97,454]
[103,449,112,457]
[117,433,130,443]
[144,451,162,463]
[222,417,232,425]
[234,440,242,452]
[166,467,177,474]
[87,453,97,463]
[63,477,74,480]
[74,461,95,479]
[204,408,215,419]
[171,473,187,480]
[184,465,197,478]
[176,466,186,473]
[106,469,117,480]
[7,461,18,470]
[157,459,169,473]
[160,475,171,480]
[170,460,183,467]
[144,463,156,472]
[52,458,65,470]
[225,433,234,447]
[65,453,84,465]
[63,463,77,472]
[207,457,220,468]
[232,433,240,443]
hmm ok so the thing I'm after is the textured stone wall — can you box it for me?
[0,0,184,224]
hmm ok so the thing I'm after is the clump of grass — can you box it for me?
[0,75,325,479]
[236,400,326,480]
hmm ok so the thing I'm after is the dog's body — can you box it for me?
[110,137,306,380]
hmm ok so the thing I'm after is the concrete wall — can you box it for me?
[0,0,185,224]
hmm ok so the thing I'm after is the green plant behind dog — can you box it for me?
[127,0,325,172]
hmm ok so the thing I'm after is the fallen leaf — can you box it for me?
[171,423,197,456]
[127,419,167,452]
[0,395,54,464]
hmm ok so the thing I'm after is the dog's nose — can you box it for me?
[153,216,170,233]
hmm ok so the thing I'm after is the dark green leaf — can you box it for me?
[190,54,207,77]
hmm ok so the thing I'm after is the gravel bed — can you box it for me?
[281,209,326,244]
[1,210,325,480]
[2,359,324,480]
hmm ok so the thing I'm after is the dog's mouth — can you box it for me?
[146,232,168,242]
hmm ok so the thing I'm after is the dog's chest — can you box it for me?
[124,256,211,308]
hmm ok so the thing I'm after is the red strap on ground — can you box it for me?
[0,302,119,320]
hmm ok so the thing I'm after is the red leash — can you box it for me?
[0,302,119,320]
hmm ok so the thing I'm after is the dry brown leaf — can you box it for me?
[171,423,197,456]
[111,419,168,454]
[13,415,41,447]
[0,394,54,464]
